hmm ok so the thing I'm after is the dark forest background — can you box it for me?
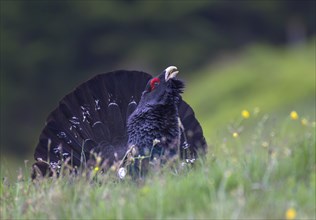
[1,1,315,161]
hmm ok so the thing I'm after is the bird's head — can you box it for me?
[138,66,185,108]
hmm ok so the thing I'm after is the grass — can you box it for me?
[1,42,315,219]
[1,111,315,219]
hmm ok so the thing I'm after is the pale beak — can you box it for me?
[164,66,179,81]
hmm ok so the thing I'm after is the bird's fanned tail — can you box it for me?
[32,70,206,178]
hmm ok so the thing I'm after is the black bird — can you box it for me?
[32,66,206,178]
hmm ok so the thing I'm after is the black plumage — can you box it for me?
[32,67,206,178]
[127,67,184,157]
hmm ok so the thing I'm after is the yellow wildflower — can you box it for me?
[232,132,239,138]
[94,166,99,172]
[285,208,296,220]
[241,110,250,119]
[290,111,299,120]
[301,118,308,126]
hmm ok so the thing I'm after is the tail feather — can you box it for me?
[178,100,207,158]
[107,102,125,141]
[91,121,110,143]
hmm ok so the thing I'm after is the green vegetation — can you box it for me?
[1,44,315,219]
[184,43,315,139]
[1,108,315,219]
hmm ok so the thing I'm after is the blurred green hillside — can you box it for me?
[183,42,315,140]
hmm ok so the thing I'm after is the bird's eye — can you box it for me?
[150,78,160,91]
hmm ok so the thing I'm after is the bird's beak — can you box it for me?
[164,66,179,81]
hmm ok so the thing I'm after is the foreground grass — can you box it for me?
[1,111,315,219]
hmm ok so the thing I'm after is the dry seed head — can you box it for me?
[301,118,308,126]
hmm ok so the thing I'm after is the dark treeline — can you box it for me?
[1,1,315,157]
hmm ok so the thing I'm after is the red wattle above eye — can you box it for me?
[150,78,160,91]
